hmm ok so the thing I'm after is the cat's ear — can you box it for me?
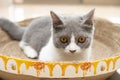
[50,11,63,26]
[84,9,95,25]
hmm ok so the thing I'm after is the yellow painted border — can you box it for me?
[0,54,120,77]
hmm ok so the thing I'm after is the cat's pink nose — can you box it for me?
[69,50,76,53]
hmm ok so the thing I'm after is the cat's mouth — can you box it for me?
[64,48,87,55]
[64,50,81,55]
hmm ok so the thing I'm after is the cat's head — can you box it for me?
[50,9,95,55]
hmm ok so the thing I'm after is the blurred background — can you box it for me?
[0,0,120,23]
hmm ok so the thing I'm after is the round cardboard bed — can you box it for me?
[0,17,120,80]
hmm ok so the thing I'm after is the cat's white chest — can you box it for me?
[38,35,92,61]
[38,36,91,61]
[39,36,60,61]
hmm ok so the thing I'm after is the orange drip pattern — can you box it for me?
[0,55,120,77]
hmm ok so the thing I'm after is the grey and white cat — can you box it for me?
[0,9,95,61]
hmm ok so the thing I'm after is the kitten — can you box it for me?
[0,9,95,61]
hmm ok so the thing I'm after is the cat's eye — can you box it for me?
[60,36,68,43]
[78,36,86,43]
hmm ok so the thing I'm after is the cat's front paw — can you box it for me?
[23,46,38,58]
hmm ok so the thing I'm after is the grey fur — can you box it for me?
[0,18,25,40]
[0,9,95,59]
[53,16,93,49]
[52,10,94,49]
[22,10,94,54]
[22,17,51,53]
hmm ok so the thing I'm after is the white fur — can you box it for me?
[19,41,38,58]
[19,34,92,61]
[39,34,91,61]
[65,34,81,54]
[19,41,27,49]
[19,33,93,61]
[39,36,62,61]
